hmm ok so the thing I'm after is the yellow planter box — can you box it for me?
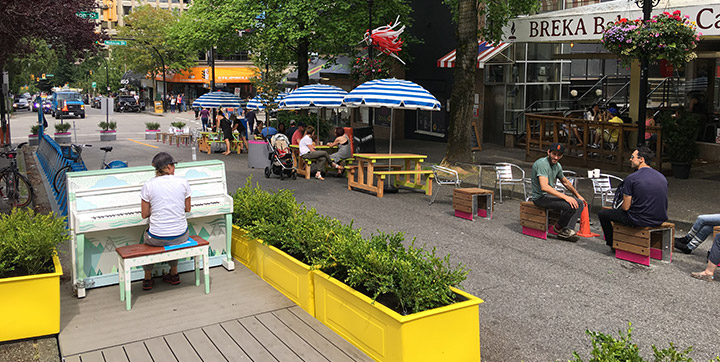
[313,270,483,362]
[0,254,62,342]
[231,226,315,316]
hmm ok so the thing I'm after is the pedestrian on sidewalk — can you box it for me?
[674,214,720,254]
[529,143,586,242]
[169,94,176,113]
[199,107,210,132]
[598,147,668,250]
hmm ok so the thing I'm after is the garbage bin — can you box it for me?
[247,139,271,169]
[352,127,376,153]
[154,101,163,113]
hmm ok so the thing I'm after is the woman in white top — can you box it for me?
[299,126,343,180]
[139,152,192,290]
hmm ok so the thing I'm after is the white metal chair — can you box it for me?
[429,165,461,205]
[590,173,624,210]
[554,170,577,195]
[494,163,528,203]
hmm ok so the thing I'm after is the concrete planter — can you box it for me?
[28,134,39,146]
[0,254,62,342]
[54,132,71,144]
[145,129,160,140]
[100,130,117,142]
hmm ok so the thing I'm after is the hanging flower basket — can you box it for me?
[601,10,699,68]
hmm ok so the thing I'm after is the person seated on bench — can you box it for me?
[598,147,668,251]
[529,143,586,242]
[690,233,720,282]
[327,127,351,174]
[675,213,720,255]
[298,126,343,180]
[140,152,192,290]
[291,121,306,145]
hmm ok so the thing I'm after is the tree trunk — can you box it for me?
[297,34,310,87]
[442,0,477,165]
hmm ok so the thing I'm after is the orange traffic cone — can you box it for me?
[577,200,599,238]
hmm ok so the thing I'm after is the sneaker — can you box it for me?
[162,273,181,285]
[674,240,693,254]
[142,279,154,290]
[556,227,579,242]
[589,143,600,149]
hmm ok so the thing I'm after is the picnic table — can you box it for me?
[197,131,245,154]
[289,144,339,179]
[347,153,434,198]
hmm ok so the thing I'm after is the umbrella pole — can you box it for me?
[385,108,398,193]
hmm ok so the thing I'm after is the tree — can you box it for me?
[114,5,196,94]
[171,0,412,88]
[441,0,537,164]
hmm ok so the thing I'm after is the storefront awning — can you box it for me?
[154,65,258,84]
[436,41,510,69]
[502,0,720,43]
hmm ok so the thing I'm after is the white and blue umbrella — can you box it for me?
[343,78,441,156]
[279,84,347,109]
[246,96,267,110]
[192,91,243,108]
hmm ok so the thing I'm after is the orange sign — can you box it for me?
[155,66,259,84]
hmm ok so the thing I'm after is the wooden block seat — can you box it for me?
[116,236,210,311]
[612,222,674,266]
[453,188,494,221]
[519,201,561,240]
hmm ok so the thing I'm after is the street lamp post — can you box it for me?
[635,0,659,148]
[102,56,110,130]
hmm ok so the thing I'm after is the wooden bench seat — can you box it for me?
[453,188,494,221]
[612,222,674,266]
[520,201,561,240]
[293,149,355,179]
[116,236,210,311]
[373,170,434,198]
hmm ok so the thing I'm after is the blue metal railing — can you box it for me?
[34,112,87,216]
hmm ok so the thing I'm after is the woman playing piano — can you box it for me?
[139,152,192,290]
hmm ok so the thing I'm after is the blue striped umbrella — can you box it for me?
[343,78,441,110]
[191,91,243,108]
[279,84,347,109]
[246,96,267,110]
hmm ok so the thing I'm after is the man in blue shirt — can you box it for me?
[598,146,668,249]
[530,143,586,242]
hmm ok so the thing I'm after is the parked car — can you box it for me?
[13,96,30,111]
[115,95,140,112]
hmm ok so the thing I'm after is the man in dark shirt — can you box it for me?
[598,146,668,249]
[244,107,257,133]
[285,119,298,140]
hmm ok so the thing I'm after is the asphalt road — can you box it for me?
[5,107,720,361]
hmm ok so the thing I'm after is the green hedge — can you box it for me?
[0,209,69,278]
[232,177,467,315]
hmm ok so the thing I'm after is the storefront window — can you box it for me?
[511,63,525,83]
[507,86,524,110]
[527,43,559,61]
[526,84,559,109]
[485,65,506,83]
[527,63,560,83]
[514,44,526,61]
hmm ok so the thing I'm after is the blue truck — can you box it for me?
[51,89,85,119]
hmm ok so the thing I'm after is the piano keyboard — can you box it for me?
[88,201,222,221]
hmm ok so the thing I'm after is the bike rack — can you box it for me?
[35,134,87,217]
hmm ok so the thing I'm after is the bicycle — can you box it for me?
[0,142,35,208]
[52,144,128,194]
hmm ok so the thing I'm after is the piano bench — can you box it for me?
[116,235,210,311]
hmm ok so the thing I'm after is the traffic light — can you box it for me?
[102,0,117,22]
[41,73,46,79]
[89,70,93,75]
[202,69,209,80]
[30,74,34,80]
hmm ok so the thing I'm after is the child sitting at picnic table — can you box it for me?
[299,126,343,180]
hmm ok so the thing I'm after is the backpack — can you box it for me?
[612,180,625,209]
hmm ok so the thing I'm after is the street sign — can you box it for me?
[104,40,127,46]
[76,11,99,19]
[46,74,54,77]
[92,82,97,89]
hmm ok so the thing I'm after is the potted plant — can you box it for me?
[53,122,72,144]
[170,121,187,135]
[660,110,699,179]
[29,125,40,146]
[98,121,117,141]
[0,209,69,342]
[230,179,483,362]
[145,121,161,140]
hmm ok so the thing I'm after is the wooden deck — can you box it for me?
[59,265,373,362]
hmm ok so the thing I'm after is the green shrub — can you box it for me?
[54,122,71,133]
[557,323,717,362]
[0,209,69,278]
[171,121,186,129]
[231,177,468,315]
[98,121,117,130]
[144,122,160,130]
[30,125,40,135]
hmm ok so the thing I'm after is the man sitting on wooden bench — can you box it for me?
[598,147,668,251]
[529,143,586,242]
[139,152,192,290]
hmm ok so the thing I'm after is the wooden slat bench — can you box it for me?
[116,236,210,311]
[292,148,355,179]
[453,188,494,221]
[373,170,434,198]
[520,201,561,240]
[612,222,674,266]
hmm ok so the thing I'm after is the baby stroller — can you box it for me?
[264,133,297,180]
